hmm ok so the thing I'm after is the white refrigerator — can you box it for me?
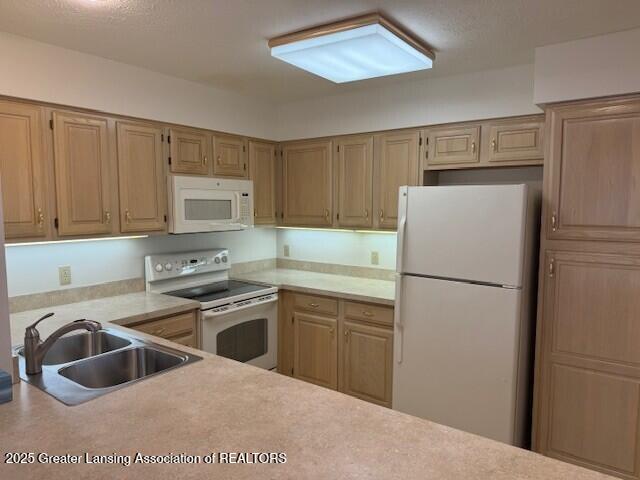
[392,184,538,447]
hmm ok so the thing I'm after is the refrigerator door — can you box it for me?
[393,274,522,445]
[397,185,527,287]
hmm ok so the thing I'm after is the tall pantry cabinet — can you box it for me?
[533,95,640,480]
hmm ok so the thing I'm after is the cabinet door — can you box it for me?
[375,131,420,229]
[282,140,333,227]
[293,312,338,389]
[214,135,247,178]
[337,136,373,228]
[0,101,48,240]
[340,321,393,407]
[546,98,640,242]
[248,141,276,224]
[426,126,480,167]
[486,119,544,164]
[169,127,210,175]
[52,111,113,236]
[535,251,640,478]
[116,121,166,233]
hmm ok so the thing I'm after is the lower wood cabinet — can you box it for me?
[127,310,199,348]
[340,320,393,406]
[534,250,640,479]
[280,291,394,407]
[293,312,338,389]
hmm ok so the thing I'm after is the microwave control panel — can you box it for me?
[240,192,251,224]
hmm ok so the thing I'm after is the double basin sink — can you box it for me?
[16,328,202,405]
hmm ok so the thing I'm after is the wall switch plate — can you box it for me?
[283,245,290,257]
[371,251,379,265]
[58,265,71,286]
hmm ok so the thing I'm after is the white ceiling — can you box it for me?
[1,0,640,103]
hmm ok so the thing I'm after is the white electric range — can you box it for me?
[144,249,278,370]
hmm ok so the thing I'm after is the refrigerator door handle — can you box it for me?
[395,188,408,275]
[394,273,404,364]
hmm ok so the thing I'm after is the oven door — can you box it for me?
[201,296,278,370]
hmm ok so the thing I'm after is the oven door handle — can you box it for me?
[202,295,278,318]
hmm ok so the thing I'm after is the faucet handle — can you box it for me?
[26,312,55,336]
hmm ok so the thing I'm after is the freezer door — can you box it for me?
[398,184,527,287]
[393,275,523,445]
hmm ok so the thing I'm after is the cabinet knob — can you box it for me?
[324,209,330,221]
[36,208,45,228]
[344,330,350,342]
[471,141,476,153]
[104,211,111,224]
[217,155,222,165]
[379,209,384,223]
[153,327,166,336]
[364,209,369,219]
[491,139,497,152]
[549,258,555,278]
[308,303,319,308]
[125,210,132,223]
[551,212,557,232]
[329,327,335,335]
[362,310,374,317]
[203,155,208,165]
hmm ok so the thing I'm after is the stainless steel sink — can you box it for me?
[18,331,131,365]
[59,347,184,389]
[15,328,201,406]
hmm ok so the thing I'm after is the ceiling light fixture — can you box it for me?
[269,13,434,83]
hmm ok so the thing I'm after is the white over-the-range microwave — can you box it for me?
[167,175,254,233]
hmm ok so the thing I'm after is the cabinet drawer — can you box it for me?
[170,333,197,348]
[130,311,196,339]
[293,293,338,316]
[344,302,393,327]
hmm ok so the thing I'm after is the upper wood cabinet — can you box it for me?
[534,250,640,478]
[336,135,373,228]
[169,127,210,175]
[374,130,420,230]
[213,134,247,178]
[485,119,544,164]
[282,140,333,227]
[546,97,640,242]
[293,311,338,390]
[248,140,276,225]
[0,101,49,240]
[340,320,393,407]
[426,125,480,167]
[52,111,114,237]
[116,121,166,233]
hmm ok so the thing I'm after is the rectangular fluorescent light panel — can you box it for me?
[271,23,433,83]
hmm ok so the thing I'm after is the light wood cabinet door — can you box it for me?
[52,111,114,236]
[248,141,276,224]
[213,134,247,178]
[169,127,210,175]
[0,101,48,240]
[340,321,393,407]
[426,126,480,167]
[116,121,166,233]
[486,119,544,164]
[282,140,333,227]
[546,98,640,242]
[374,131,420,229]
[293,312,338,389]
[535,250,640,478]
[337,135,373,228]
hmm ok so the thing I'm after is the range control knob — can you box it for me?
[154,263,163,273]
[164,263,173,271]
[214,257,221,264]
[221,256,228,263]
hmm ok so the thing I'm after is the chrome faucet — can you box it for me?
[24,313,102,375]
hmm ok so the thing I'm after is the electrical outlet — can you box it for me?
[283,245,290,257]
[58,265,71,286]
[371,251,379,265]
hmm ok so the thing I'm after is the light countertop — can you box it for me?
[1,318,611,479]
[233,268,395,306]
[9,291,200,347]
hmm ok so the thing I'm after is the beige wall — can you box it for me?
[0,31,277,139]
[534,27,640,104]
[275,64,541,140]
